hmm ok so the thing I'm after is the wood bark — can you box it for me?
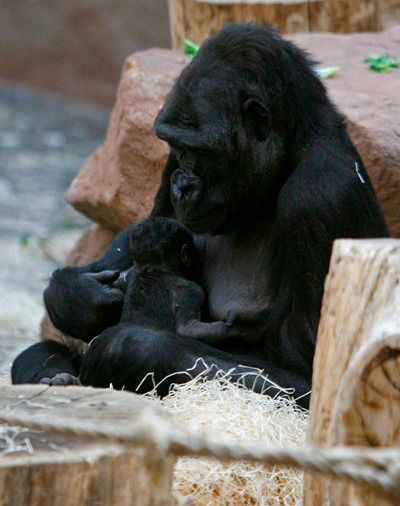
[304,239,400,506]
[168,0,380,49]
[0,385,176,506]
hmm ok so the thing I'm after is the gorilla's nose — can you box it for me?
[171,169,203,208]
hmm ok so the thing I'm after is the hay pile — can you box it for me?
[154,366,309,505]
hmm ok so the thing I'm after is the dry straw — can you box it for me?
[159,368,309,505]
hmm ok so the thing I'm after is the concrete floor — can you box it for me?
[0,82,109,383]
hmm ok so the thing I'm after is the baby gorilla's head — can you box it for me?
[128,217,195,274]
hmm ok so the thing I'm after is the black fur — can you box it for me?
[12,24,388,407]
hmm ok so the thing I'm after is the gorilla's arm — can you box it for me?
[44,227,137,342]
[12,237,135,385]
[252,142,388,376]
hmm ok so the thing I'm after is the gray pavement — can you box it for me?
[0,82,109,382]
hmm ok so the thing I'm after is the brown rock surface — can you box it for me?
[67,26,400,242]
[63,224,115,267]
[291,25,400,237]
[66,49,189,231]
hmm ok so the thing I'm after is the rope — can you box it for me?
[1,409,400,502]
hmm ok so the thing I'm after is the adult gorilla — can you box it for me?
[12,24,388,407]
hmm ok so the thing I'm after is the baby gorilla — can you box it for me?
[15,217,238,389]
[109,216,238,343]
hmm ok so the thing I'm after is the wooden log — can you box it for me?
[0,385,176,506]
[168,0,379,50]
[304,239,400,506]
[309,0,378,33]
[376,0,400,29]
[168,0,311,49]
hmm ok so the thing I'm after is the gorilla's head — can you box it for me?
[155,23,328,234]
[126,216,194,274]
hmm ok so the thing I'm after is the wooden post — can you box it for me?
[376,0,400,29]
[168,0,310,49]
[304,239,400,506]
[309,0,378,33]
[0,386,176,506]
[168,0,379,50]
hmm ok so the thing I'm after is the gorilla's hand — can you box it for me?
[85,270,123,306]
[44,269,124,342]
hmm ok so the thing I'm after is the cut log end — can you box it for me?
[0,386,176,506]
[305,239,400,506]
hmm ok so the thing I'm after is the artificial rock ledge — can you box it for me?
[42,26,400,340]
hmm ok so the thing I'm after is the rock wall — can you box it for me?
[292,25,400,238]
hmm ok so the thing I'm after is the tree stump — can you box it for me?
[304,239,400,506]
[168,0,379,49]
[0,385,176,506]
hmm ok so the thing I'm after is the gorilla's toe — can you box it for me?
[48,373,81,386]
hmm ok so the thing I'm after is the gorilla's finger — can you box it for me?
[112,268,132,290]
[226,309,240,327]
[100,286,125,303]
[92,270,120,284]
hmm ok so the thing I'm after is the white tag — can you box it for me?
[355,162,365,184]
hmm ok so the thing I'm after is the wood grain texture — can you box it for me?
[377,0,400,29]
[304,239,400,506]
[168,0,310,49]
[168,0,387,49]
[0,386,175,506]
[309,0,378,33]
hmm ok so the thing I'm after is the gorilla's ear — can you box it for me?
[242,98,270,139]
[180,243,191,267]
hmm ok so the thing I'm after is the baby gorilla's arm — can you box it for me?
[175,284,247,344]
[178,320,234,343]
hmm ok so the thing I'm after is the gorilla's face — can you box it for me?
[155,43,286,235]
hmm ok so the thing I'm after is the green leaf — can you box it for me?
[315,66,340,79]
[184,39,200,59]
[60,215,78,229]
[365,54,400,73]
[20,232,33,248]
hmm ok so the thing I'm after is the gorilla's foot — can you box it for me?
[39,372,81,386]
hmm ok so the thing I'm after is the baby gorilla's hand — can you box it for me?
[224,308,268,341]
